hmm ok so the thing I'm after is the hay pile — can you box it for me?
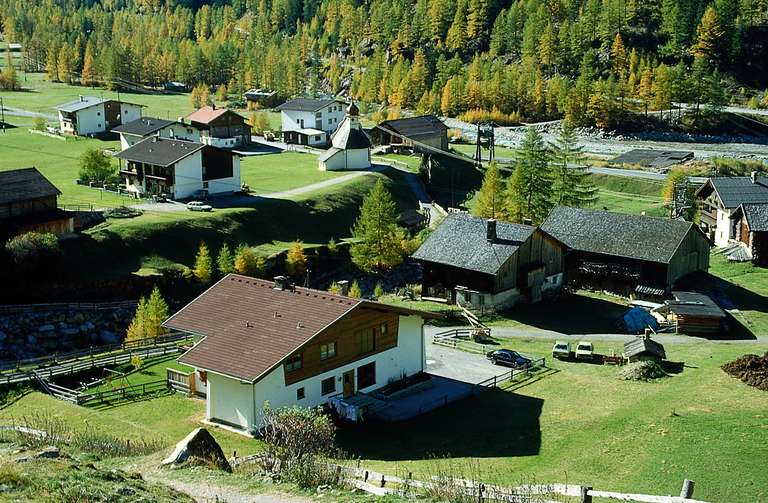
[722,353,768,391]
[617,360,666,381]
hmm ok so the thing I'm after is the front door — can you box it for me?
[343,370,355,398]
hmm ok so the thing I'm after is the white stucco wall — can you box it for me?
[714,208,734,247]
[203,314,425,433]
[71,104,106,135]
[172,151,204,199]
[319,148,371,171]
[281,105,345,134]
[206,156,241,194]
[163,123,202,142]
[119,104,142,125]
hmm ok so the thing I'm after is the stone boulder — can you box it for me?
[161,428,231,472]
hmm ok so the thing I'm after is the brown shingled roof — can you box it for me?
[166,274,438,382]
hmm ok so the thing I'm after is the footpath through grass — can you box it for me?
[240,152,346,193]
[1,338,765,502]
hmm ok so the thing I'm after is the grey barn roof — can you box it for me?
[697,176,768,208]
[733,203,768,232]
[412,213,535,275]
[540,206,695,265]
[624,337,666,359]
[112,117,175,136]
[276,98,342,112]
[378,115,447,138]
[115,137,205,167]
[665,291,726,318]
[0,167,61,205]
[56,96,144,113]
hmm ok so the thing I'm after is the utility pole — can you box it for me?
[1,97,5,133]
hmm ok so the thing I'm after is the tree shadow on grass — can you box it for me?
[337,389,542,461]
[491,293,628,335]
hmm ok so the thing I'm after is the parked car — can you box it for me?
[487,349,531,369]
[552,341,571,360]
[186,201,212,212]
[575,341,594,360]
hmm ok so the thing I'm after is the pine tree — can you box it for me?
[234,244,263,277]
[692,6,724,60]
[651,64,672,111]
[144,287,169,338]
[286,241,307,278]
[549,121,598,207]
[193,243,213,284]
[662,167,698,220]
[446,0,468,51]
[45,42,59,82]
[473,161,506,219]
[57,44,73,83]
[350,180,406,273]
[610,33,627,78]
[125,297,148,343]
[216,243,234,276]
[348,280,363,298]
[505,127,553,224]
[81,40,96,87]
[215,83,228,102]
[1,48,18,90]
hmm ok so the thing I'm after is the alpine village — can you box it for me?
[0,1,767,502]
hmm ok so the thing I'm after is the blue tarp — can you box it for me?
[623,307,659,333]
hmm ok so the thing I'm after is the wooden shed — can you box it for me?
[623,336,666,362]
[0,167,73,239]
[654,291,727,336]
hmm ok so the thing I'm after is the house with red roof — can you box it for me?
[187,105,251,148]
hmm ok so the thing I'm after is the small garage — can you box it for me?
[654,291,727,336]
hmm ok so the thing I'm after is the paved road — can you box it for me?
[0,105,56,120]
[425,339,501,384]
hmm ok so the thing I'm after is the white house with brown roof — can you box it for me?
[164,275,439,435]
[56,96,144,136]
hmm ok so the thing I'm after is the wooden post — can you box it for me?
[380,474,385,488]
[478,483,485,503]
[580,486,592,503]
[364,471,369,482]
[680,479,695,498]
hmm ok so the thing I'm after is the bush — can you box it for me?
[78,148,116,183]
[32,117,47,131]
[5,232,61,276]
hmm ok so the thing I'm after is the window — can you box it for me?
[328,118,332,125]
[285,353,302,372]
[320,341,336,360]
[299,119,304,128]
[357,362,375,389]
[296,387,305,400]
[358,328,375,353]
[97,111,101,116]
[321,376,335,395]
[380,323,388,337]
[187,128,193,134]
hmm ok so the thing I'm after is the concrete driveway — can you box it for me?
[425,339,503,384]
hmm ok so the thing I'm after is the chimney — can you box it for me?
[211,103,216,110]
[486,219,497,242]
[751,171,757,184]
[274,275,294,291]
[79,95,84,102]
[337,280,350,296]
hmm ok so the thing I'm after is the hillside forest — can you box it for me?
[1,0,768,127]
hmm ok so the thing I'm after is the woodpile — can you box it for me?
[722,353,768,391]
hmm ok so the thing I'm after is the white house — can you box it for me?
[163,275,439,435]
[318,103,372,171]
[276,97,347,137]
[695,174,768,247]
[112,117,204,150]
[115,136,240,200]
[55,96,144,136]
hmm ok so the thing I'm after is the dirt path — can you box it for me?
[146,476,314,503]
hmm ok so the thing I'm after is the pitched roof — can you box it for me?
[412,213,535,275]
[696,176,768,208]
[114,137,205,167]
[665,291,726,318]
[111,117,176,136]
[318,147,341,162]
[0,167,61,205]
[166,275,439,382]
[378,115,447,138]
[331,118,372,149]
[732,203,768,232]
[187,106,243,125]
[624,337,666,359]
[276,98,342,112]
[56,96,144,113]
[540,206,696,265]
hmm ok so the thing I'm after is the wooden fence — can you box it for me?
[76,380,169,406]
[474,357,548,390]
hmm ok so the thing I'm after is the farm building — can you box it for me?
[164,274,439,434]
[411,214,564,310]
[623,335,666,362]
[318,103,372,171]
[116,137,240,200]
[55,96,144,136]
[282,128,327,147]
[540,206,710,297]
[653,291,727,336]
[0,167,73,238]
[243,88,279,108]
[276,97,347,137]
[371,115,449,153]
[728,203,768,266]
[112,117,204,150]
[695,174,768,248]
[187,106,251,147]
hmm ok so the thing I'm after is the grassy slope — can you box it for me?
[240,152,346,193]
[708,253,768,336]
[1,339,766,502]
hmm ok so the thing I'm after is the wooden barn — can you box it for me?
[541,206,710,297]
[371,115,448,153]
[654,291,727,336]
[729,203,768,266]
[0,167,73,239]
[411,214,564,310]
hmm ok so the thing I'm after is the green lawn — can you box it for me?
[240,152,346,193]
[86,355,194,394]
[374,153,422,172]
[707,253,768,336]
[2,338,766,502]
[0,128,129,208]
